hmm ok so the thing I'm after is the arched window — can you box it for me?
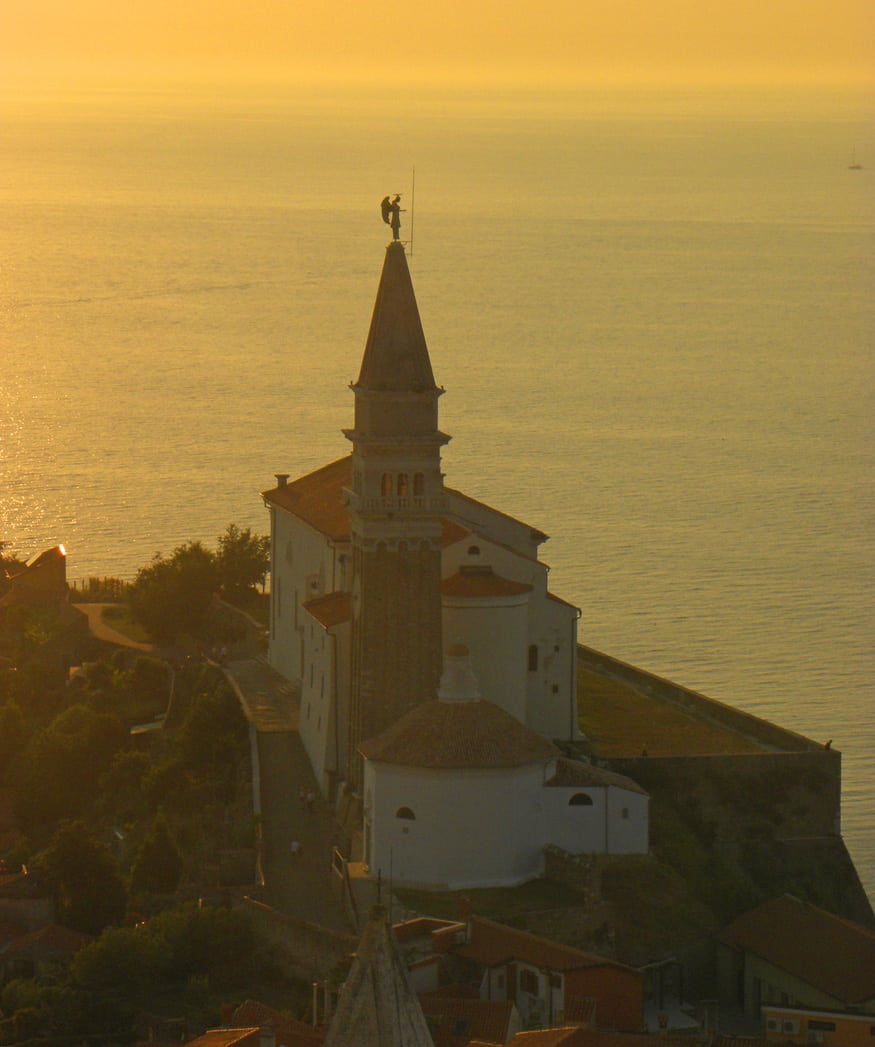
[396,806,416,820]
[397,473,409,496]
[528,644,539,672]
[467,545,480,557]
[413,472,424,496]
[568,793,594,806]
[381,473,393,497]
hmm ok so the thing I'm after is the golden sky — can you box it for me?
[2,0,872,87]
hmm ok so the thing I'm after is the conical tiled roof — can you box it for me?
[324,904,433,1047]
[355,241,437,392]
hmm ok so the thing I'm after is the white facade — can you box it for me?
[362,740,648,891]
[265,459,581,797]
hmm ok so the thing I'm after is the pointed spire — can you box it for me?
[356,241,437,392]
[324,904,434,1047]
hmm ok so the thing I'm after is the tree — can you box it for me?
[215,524,270,598]
[15,704,129,827]
[130,813,183,895]
[129,541,219,643]
[38,822,127,934]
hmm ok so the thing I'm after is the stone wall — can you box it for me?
[579,645,820,752]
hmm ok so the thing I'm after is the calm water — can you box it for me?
[1,85,873,900]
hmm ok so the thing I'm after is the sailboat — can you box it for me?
[848,150,863,170]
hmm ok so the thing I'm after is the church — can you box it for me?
[262,237,648,888]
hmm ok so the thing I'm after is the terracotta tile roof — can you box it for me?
[5,924,92,955]
[546,591,581,612]
[418,994,515,1047]
[443,519,471,545]
[454,917,636,975]
[263,457,352,542]
[442,569,532,599]
[360,700,559,770]
[545,758,648,797]
[264,458,490,554]
[718,894,875,1004]
[231,1000,326,1045]
[569,1034,696,1047]
[445,487,548,544]
[303,591,352,629]
[183,1031,261,1047]
[505,1030,591,1046]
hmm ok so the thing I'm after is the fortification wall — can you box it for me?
[578,645,821,753]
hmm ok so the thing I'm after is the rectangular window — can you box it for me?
[519,969,539,995]
[809,1022,836,1032]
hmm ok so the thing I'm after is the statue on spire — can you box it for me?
[380,194,403,241]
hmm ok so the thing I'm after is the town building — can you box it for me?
[716,894,875,1018]
[263,239,646,881]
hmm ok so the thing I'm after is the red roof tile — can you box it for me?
[545,758,648,796]
[419,994,515,1047]
[442,570,532,599]
[231,1000,326,1045]
[360,700,558,770]
[263,457,352,542]
[264,453,549,557]
[303,591,352,629]
[454,917,635,976]
[719,894,875,1004]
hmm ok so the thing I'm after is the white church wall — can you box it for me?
[445,490,544,560]
[539,784,649,855]
[526,594,579,740]
[268,510,339,684]
[605,785,649,853]
[299,618,349,796]
[442,596,529,724]
[364,762,547,889]
[541,786,611,853]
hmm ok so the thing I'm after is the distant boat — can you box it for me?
[848,150,863,170]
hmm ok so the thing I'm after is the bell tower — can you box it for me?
[343,241,449,790]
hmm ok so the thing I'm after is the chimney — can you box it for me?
[275,473,289,488]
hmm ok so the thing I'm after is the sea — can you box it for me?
[1,81,872,903]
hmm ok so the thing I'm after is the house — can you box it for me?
[418,992,519,1047]
[0,923,91,981]
[762,1004,875,1047]
[716,894,875,1018]
[428,915,644,1032]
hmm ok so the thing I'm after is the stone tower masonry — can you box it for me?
[342,241,450,790]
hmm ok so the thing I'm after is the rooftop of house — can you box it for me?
[418,993,515,1047]
[182,1030,261,1047]
[444,916,639,977]
[4,923,92,956]
[719,893,875,1005]
[230,1000,326,1045]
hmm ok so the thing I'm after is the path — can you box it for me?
[223,658,351,933]
[76,602,156,653]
